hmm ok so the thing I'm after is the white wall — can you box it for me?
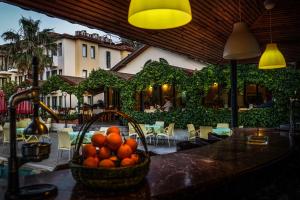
[99,47,122,70]
[117,47,207,74]
[62,39,76,76]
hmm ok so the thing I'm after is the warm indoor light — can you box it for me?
[213,82,218,87]
[259,43,286,69]
[148,85,153,92]
[128,0,192,29]
[162,84,169,91]
[223,22,260,60]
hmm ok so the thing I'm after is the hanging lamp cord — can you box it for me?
[239,0,242,22]
[269,9,273,43]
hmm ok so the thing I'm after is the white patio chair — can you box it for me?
[156,123,175,147]
[139,124,154,144]
[187,124,200,141]
[45,118,52,132]
[128,123,138,138]
[199,126,213,140]
[0,125,3,141]
[99,127,108,135]
[2,123,25,150]
[57,130,73,162]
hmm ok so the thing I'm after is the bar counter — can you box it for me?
[0,129,293,199]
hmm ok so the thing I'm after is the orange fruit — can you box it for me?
[83,157,98,168]
[94,156,100,163]
[98,146,111,159]
[117,144,133,159]
[107,133,123,151]
[120,158,135,167]
[106,126,120,135]
[125,138,138,152]
[91,134,106,147]
[82,144,96,158]
[109,155,118,162]
[99,159,115,168]
[131,153,140,164]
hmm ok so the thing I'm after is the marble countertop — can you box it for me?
[0,129,293,199]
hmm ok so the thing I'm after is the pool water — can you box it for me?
[0,164,39,178]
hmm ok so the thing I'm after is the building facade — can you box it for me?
[41,30,133,109]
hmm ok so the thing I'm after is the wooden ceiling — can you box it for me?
[3,0,300,64]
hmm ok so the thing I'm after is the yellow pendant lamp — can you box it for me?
[259,43,286,69]
[259,0,286,69]
[128,0,192,29]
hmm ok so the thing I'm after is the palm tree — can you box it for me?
[1,16,57,75]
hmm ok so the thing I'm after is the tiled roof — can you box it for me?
[111,45,150,71]
[58,75,86,85]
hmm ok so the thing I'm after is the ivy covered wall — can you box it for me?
[37,59,300,128]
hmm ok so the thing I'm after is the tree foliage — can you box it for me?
[1,17,57,74]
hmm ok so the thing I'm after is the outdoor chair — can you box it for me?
[216,123,229,128]
[16,120,29,129]
[128,123,139,140]
[139,124,154,145]
[57,130,74,162]
[45,118,52,132]
[0,125,3,141]
[187,124,201,141]
[2,123,26,150]
[156,123,175,147]
[199,126,213,140]
[99,127,108,135]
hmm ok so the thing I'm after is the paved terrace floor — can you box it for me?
[0,128,189,172]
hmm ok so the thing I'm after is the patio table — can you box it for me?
[212,128,232,136]
[69,131,94,144]
[145,124,163,135]
[16,128,39,142]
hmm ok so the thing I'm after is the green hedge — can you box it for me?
[126,107,279,129]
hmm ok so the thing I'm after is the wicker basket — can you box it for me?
[69,110,150,189]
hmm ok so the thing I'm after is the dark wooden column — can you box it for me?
[104,87,109,108]
[172,83,176,108]
[230,60,238,128]
[69,94,72,109]
[140,91,144,112]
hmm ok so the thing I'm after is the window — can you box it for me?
[88,96,93,105]
[59,69,62,75]
[19,76,22,84]
[47,97,50,107]
[57,43,62,56]
[82,44,87,57]
[82,70,88,78]
[106,51,111,68]
[90,46,95,59]
[46,71,50,79]
[59,96,63,108]
[15,76,17,83]
[52,96,57,109]
[52,70,57,76]
[40,74,43,80]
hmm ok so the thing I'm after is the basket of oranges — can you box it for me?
[69,110,150,189]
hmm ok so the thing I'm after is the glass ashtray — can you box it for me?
[247,135,269,145]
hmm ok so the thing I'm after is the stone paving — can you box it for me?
[0,128,189,173]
